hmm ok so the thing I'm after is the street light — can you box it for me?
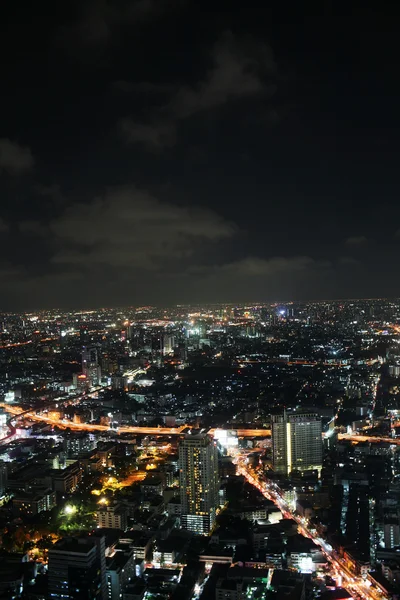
[64,505,76,516]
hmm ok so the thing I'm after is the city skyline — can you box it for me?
[2,1,400,595]
[2,296,400,315]
[0,298,399,597]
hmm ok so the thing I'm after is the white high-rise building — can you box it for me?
[179,433,219,534]
[272,412,322,476]
[82,346,101,387]
[384,521,400,549]
[163,334,175,355]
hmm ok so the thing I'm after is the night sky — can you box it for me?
[1,1,399,309]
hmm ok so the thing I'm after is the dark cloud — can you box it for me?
[0,139,34,174]
[34,184,65,204]
[121,31,276,149]
[0,219,9,233]
[126,0,186,21]
[49,186,236,269]
[189,256,324,277]
[344,236,368,246]
[7,182,345,308]
[57,0,187,61]
[113,81,177,95]
[338,256,361,266]
[177,256,334,304]
[19,221,48,236]
[119,120,177,150]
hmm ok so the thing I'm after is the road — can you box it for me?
[338,433,400,445]
[5,400,400,445]
[0,404,187,436]
[5,392,399,446]
[209,428,271,438]
[4,398,400,446]
[0,400,272,438]
[233,453,386,600]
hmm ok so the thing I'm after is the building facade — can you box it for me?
[179,433,219,534]
[82,346,101,387]
[97,503,127,530]
[48,536,107,599]
[12,488,56,516]
[272,412,322,475]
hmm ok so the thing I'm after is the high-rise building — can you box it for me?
[48,535,107,599]
[271,412,322,476]
[63,433,96,457]
[163,334,175,355]
[0,461,7,497]
[384,520,400,549]
[82,346,101,387]
[179,433,219,534]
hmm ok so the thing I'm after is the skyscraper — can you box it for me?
[82,346,101,387]
[179,433,219,534]
[48,535,107,599]
[163,334,175,355]
[0,461,7,497]
[271,412,322,476]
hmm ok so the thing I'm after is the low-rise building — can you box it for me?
[167,497,181,516]
[117,533,154,561]
[98,503,128,530]
[50,462,82,493]
[123,581,146,600]
[12,487,56,515]
[140,477,164,497]
[216,579,246,600]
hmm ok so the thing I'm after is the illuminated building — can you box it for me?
[179,433,219,534]
[82,346,101,387]
[271,412,322,476]
[12,488,56,515]
[106,549,136,600]
[72,372,88,391]
[0,410,7,430]
[63,433,96,457]
[48,536,107,599]
[0,462,7,497]
[4,390,15,403]
[215,580,245,600]
[163,334,175,355]
[384,520,400,549]
[345,484,373,561]
[97,503,127,530]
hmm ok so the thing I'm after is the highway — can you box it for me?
[5,400,400,445]
[209,428,271,438]
[338,433,400,445]
[0,405,187,436]
[233,453,386,600]
[3,398,400,446]
[0,401,272,438]
[4,392,399,445]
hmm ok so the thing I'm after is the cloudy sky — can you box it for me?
[0,1,399,309]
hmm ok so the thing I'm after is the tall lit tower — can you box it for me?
[82,346,101,387]
[0,462,7,497]
[179,433,219,534]
[271,412,322,476]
